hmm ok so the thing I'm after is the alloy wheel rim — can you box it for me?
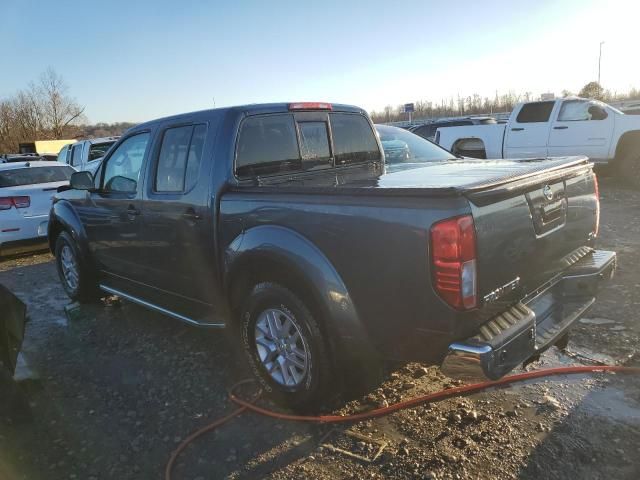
[60,245,79,291]
[254,308,310,387]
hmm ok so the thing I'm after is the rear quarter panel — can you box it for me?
[219,190,473,360]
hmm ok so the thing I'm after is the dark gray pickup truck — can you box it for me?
[48,102,615,409]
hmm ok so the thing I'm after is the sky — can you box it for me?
[1,0,638,123]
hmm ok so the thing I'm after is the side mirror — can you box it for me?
[70,171,94,190]
[105,175,137,193]
[588,105,607,120]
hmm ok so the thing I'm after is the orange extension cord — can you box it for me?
[165,365,640,480]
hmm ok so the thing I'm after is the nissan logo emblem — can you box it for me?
[542,184,554,201]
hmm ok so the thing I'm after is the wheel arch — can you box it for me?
[614,130,640,162]
[48,201,90,260]
[451,137,488,159]
[223,225,378,365]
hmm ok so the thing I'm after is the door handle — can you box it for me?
[126,204,140,220]
[511,127,524,131]
[553,126,568,130]
[182,209,202,221]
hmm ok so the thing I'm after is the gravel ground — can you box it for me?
[0,176,639,480]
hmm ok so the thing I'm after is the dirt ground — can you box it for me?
[0,176,639,480]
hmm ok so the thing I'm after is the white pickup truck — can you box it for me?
[436,97,640,186]
[57,136,119,174]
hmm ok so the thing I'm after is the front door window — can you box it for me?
[102,133,150,193]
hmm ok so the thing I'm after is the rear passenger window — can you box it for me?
[236,114,300,178]
[155,124,206,192]
[329,113,381,165]
[70,144,83,167]
[298,122,331,170]
[515,102,555,123]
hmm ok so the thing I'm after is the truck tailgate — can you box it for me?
[463,156,598,306]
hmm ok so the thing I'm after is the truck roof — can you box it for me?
[130,103,366,132]
[79,136,120,144]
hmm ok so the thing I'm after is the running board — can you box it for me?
[99,285,226,328]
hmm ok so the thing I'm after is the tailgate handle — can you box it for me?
[540,200,565,222]
[511,127,524,131]
[553,126,568,130]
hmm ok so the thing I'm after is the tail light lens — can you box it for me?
[593,173,600,237]
[430,215,477,310]
[0,196,30,210]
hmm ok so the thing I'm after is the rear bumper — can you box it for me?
[0,214,50,256]
[441,249,616,381]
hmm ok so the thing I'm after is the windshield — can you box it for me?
[375,124,456,164]
[0,165,74,187]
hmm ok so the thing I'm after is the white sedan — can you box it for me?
[0,161,75,256]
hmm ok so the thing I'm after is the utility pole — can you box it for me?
[598,41,605,85]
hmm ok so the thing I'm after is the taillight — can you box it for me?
[430,215,477,310]
[0,196,31,210]
[12,196,30,208]
[593,173,600,237]
[288,102,332,111]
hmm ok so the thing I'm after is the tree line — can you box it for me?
[0,69,135,154]
[3,70,639,153]
[370,82,640,123]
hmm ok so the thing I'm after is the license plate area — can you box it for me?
[526,181,567,236]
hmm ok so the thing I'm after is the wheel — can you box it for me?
[240,282,333,411]
[55,231,100,303]
[618,151,640,188]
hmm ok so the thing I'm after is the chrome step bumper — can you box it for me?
[441,249,616,382]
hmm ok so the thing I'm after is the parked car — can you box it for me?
[436,97,640,186]
[1,161,74,256]
[57,137,119,174]
[1,153,47,163]
[407,117,496,143]
[376,124,458,168]
[48,102,614,410]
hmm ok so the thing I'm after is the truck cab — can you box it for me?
[504,98,616,161]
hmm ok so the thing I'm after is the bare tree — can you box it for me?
[0,69,86,152]
[37,68,85,139]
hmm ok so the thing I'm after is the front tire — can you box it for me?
[240,282,333,411]
[55,231,100,303]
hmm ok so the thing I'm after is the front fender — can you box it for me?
[224,225,378,363]
[48,199,90,259]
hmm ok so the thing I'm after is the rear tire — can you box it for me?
[55,231,100,303]
[618,152,640,188]
[240,282,333,411]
